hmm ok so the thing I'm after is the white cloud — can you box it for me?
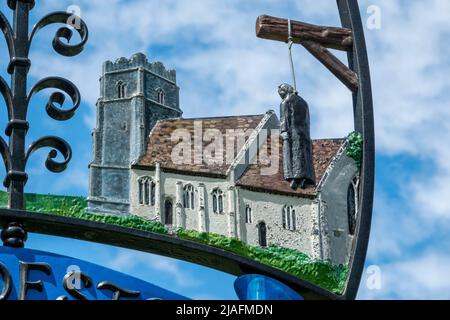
[359,251,450,300]
[412,175,450,219]
[363,0,450,159]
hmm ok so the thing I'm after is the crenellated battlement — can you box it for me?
[89,53,181,215]
[103,52,177,82]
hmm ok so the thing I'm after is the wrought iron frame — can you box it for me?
[0,0,373,300]
[337,0,374,300]
[0,0,88,247]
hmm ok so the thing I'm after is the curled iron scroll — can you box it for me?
[0,137,12,187]
[0,76,13,120]
[0,11,14,59]
[25,136,72,173]
[28,77,81,121]
[29,11,88,57]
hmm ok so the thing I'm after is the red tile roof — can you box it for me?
[236,136,345,197]
[135,115,265,177]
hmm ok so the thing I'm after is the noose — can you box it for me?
[287,19,297,92]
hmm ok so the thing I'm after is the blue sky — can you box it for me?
[1,0,450,300]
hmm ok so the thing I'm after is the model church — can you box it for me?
[87,53,359,265]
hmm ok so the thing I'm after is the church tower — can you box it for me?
[88,53,182,214]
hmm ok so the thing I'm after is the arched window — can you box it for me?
[258,221,267,247]
[212,188,224,214]
[156,88,165,105]
[164,199,173,225]
[183,184,195,209]
[138,177,145,205]
[150,180,156,206]
[138,177,155,206]
[117,81,127,99]
[347,176,360,236]
[245,205,252,224]
[282,205,296,231]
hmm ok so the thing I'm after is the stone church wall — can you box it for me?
[238,189,316,258]
[130,168,322,260]
[317,143,359,264]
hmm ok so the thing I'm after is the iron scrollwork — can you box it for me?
[0,0,88,247]
[25,136,72,174]
[28,77,81,121]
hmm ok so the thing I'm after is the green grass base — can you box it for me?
[347,131,363,169]
[176,228,348,294]
[0,191,348,294]
[0,191,168,235]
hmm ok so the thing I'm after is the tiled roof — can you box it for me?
[236,136,346,197]
[135,115,266,176]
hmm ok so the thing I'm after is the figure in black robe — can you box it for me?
[278,83,315,190]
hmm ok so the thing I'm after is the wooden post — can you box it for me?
[256,15,353,51]
[302,41,358,93]
[255,14,359,92]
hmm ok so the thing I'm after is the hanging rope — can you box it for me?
[287,19,297,92]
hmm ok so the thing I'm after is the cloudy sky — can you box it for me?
[1,0,449,299]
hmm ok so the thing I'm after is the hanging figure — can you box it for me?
[278,83,315,190]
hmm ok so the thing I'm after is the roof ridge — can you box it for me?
[157,114,266,122]
[312,138,346,142]
[226,111,277,179]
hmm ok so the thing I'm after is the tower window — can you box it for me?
[245,205,253,224]
[212,188,223,214]
[282,205,296,231]
[347,176,360,236]
[156,88,165,105]
[117,81,127,99]
[138,176,155,206]
[183,184,195,209]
